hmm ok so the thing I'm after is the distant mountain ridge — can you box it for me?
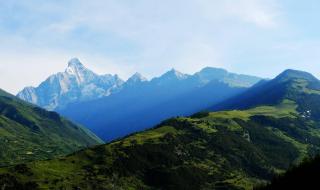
[17,58,261,111]
[3,69,320,190]
[17,58,262,141]
[211,69,320,112]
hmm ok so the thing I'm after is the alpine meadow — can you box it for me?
[1,1,320,190]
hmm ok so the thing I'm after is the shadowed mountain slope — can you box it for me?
[2,70,320,190]
[59,67,261,141]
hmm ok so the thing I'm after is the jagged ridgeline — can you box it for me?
[17,58,262,141]
[0,88,103,167]
[2,70,320,190]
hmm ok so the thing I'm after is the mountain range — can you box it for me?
[0,88,102,167]
[2,69,320,189]
[17,58,124,110]
[18,58,262,141]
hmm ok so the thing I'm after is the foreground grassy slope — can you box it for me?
[2,69,320,190]
[1,100,320,190]
[0,88,102,166]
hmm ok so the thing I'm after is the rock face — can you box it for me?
[17,58,124,110]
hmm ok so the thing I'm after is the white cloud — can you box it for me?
[0,0,283,94]
[224,0,279,28]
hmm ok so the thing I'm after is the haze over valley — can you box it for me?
[1,1,320,189]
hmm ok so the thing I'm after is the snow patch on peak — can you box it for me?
[64,58,98,85]
[68,58,83,67]
[128,72,147,83]
[17,86,38,104]
[66,58,85,75]
[162,68,188,80]
[22,86,36,91]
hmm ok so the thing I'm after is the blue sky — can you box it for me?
[1,0,320,93]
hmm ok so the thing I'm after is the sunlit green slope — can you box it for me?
[0,88,103,167]
[1,100,320,190]
[2,69,320,190]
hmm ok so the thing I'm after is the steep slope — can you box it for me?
[211,69,320,112]
[17,58,123,110]
[59,67,261,141]
[1,104,320,190]
[2,70,320,190]
[0,88,102,167]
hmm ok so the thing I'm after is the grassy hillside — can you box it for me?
[1,100,320,190]
[1,70,320,190]
[0,88,103,167]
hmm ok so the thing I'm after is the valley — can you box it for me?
[1,69,320,189]
[2,2,320,189]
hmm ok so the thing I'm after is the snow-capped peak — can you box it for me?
[162,68,188,80]
[17,58,124,110]
[127,72,148,83]
[64,58,98,85]
[66,58,85,74]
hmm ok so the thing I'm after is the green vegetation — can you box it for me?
[208,99,297,122]
[2,106,320,189]
[0,89,102,167]
[1,70,320,189]
[256,155,320,190]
